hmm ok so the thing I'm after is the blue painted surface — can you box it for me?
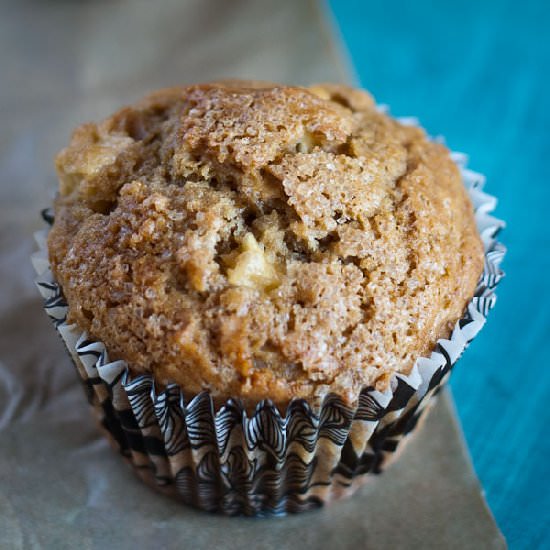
[327,1,549,547]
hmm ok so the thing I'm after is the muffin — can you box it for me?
[34,80,504,515]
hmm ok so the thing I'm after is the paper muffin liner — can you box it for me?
[32,147,505,516]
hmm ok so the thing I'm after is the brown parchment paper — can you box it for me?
[0,0,505,547]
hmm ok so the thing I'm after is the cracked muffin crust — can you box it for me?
[49,81,484,409]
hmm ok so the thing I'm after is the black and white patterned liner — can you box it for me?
[32,146,505,517]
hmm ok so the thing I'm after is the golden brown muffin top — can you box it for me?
[49,81,484,409]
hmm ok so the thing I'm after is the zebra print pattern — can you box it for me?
[32,152,505,516]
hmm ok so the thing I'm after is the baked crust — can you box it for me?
[49,81,484,408]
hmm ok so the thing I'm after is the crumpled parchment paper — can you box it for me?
[0,0,505,548]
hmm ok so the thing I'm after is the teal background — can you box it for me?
[328,1,549,548]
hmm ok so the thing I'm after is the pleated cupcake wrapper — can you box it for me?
[32,146,505,516]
